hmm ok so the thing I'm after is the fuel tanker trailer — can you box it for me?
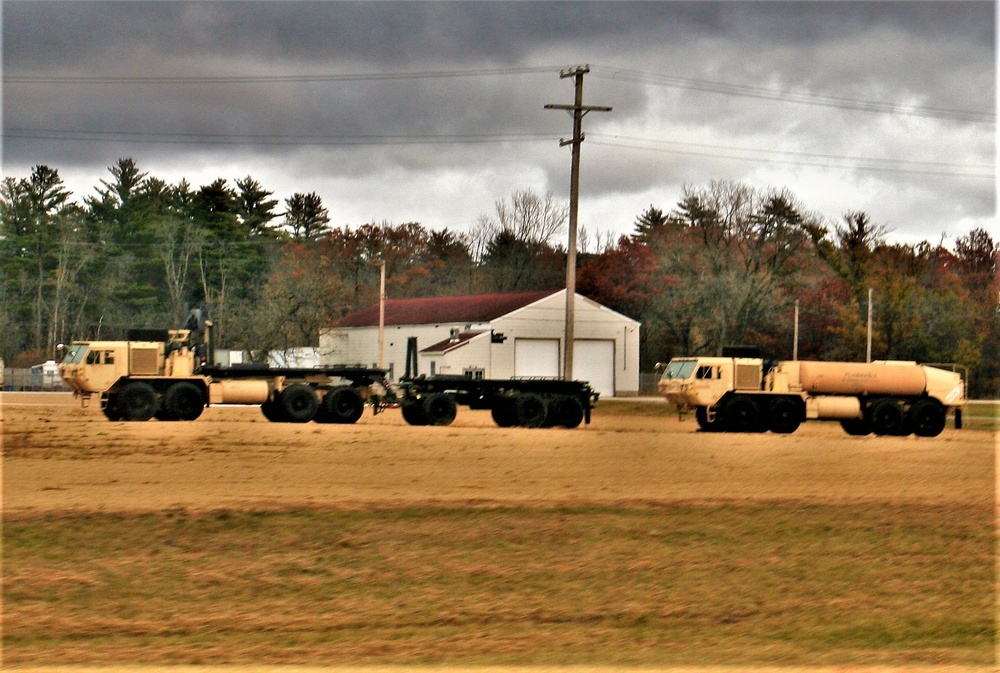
[657,348,965,437]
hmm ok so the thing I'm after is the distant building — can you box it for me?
[320,289,640,397]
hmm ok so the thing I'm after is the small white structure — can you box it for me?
[320,289,640,397]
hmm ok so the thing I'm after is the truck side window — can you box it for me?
[103,351,115,364]
[696,365,714,380]
[86,351,100,364]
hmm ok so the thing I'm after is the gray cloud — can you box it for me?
[3,1,994,243]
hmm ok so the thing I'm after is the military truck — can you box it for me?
[657,348,965,437]
[58,317,598,428]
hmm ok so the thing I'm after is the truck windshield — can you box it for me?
[661,360,697,380]
[63,344,87,364]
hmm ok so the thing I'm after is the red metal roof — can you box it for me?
[420,331,487,354]
[335,290,557,328]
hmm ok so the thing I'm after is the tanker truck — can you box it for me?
[657,348,965,437]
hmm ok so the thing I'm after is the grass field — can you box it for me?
[4,502,994,667]
[2,392,995,668]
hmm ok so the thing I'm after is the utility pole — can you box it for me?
[545,65,611,381]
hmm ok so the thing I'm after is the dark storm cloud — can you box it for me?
[3,1,994,241]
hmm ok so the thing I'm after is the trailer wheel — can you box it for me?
[280,384,318,423]
[907,399,946,437]
[401,400,428,425]
[869,399,904,436]
[321,385,365,424]
[119,382,158,422]
[423,393,457,426]
[490,398,516,427]
[261,397,286,422]
[164,382,204,421]
[515,393,548,428]
[840,418,871,435]
[723,395,758,433]
[102,394,122,421]
[768,398,801,434]
[547,395,584,429]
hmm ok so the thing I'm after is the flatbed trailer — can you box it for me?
[393,375,598,428]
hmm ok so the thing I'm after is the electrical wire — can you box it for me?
[589,65,994,125]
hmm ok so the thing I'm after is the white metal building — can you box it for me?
[319,289,640,397]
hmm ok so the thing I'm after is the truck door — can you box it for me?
[81,348,122,392]
[692,362,728,407]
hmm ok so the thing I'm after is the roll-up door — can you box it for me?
[572,339,615,397]
[514,338,560,378]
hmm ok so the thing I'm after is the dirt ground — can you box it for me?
[2,392,994,514]
[2,392,996,673]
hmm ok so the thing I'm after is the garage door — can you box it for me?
[573,339,615,397]
[514,338,560,378]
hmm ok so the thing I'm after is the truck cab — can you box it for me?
[658,356,763,411]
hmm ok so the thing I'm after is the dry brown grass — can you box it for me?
[4,503,994,667]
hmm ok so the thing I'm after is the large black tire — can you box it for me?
[840,418,871,436]
[515,393,548,428]
[768,398,802,434]
[119,381,158,422]
[401,400,428,426]
[102,394,122,421]
[280,384,318,423]
[490,398,516,427]
[321,385,365,424]
[261,397,286,422]
[423,393,458,426]
[547,395,585,429]
[164,382,204,421]
[907,399,947,437]
[695,406,722,432]
[723,395,758,433]
[869,398,905,436]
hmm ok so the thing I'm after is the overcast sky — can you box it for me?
[3,1,995,247]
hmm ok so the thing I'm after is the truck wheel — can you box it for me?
[490,398,516,427]
[768,398,801,434]
[869,399,904,436]
[164,382,204,421]
[840,418,871,436]
[515,393,547,428]
[102,394,122,421]
[261,397,287,422]
[423,393,457,426]
[119,382,158,422]
[548,395,584,429]
[401,400,428,425]
[907,399,946,437]
[280,384,318,423]
[723,395,758,433]
[321,385,365,424]
[695,406,722,432]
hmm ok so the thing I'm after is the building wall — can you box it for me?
[319,291,640,396]
[319,323,492,380]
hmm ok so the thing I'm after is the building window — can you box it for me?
[463,368,485,380]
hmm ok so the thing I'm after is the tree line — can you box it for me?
[2,158,997,396]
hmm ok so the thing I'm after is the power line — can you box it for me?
[3,66,556,85]
[588,134,994,179]
[3,128,558,146]
[7,126,991,178]
[589,65,995,125]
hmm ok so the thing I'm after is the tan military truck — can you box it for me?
[657,348,965,437]
[58,322,387,423]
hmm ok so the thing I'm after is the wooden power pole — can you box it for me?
[545,65,611,381]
